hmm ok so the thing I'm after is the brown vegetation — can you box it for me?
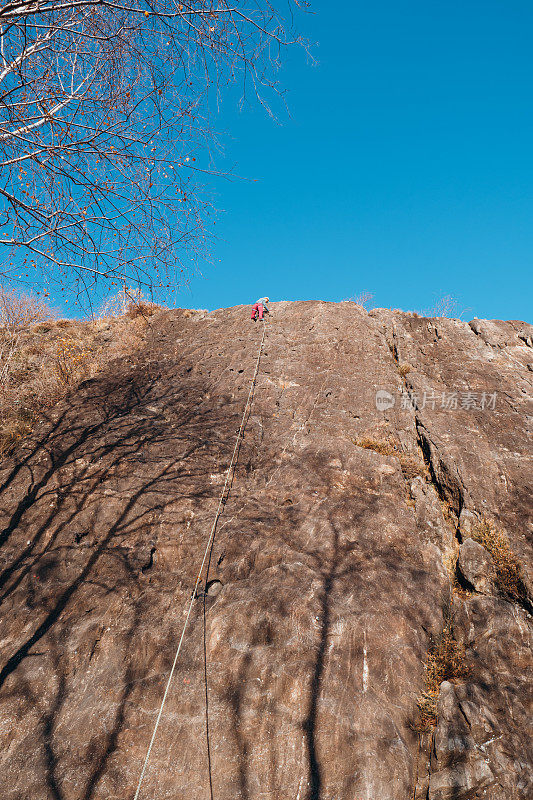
[427,294,459,318]
[125,301,160,319]
[471,519,530,607]
[0,289,159,458]
[356,435,397,456]
[415,612,468,731]
[355,435,427,481]
[348,291,374,309]
[0,286,52,330]
[398,362,412,377]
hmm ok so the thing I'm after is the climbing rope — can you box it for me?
[133,318,268,800]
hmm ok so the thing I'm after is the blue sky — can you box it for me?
[178,0,532,321]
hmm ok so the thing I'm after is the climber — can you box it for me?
[251,296,270,321]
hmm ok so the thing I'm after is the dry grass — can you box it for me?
[0,288,158,458]
[355,436,427,481]
[98,286,160,320]
[398,452,427,481]
[443,549,459,583]
[356,435,397,456]
[470,519,530,607]
[0,286,52,330]
[125,300,160,319]
[53,335,95,385]
[398,362,412,378]
[443,548,474,598]
[415,613,468,731]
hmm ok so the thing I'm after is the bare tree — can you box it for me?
[0,1,308,300]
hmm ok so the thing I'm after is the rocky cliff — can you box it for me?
[0,301,531,800]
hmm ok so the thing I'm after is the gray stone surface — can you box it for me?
[457,538,495,594]
[428,759,495,800]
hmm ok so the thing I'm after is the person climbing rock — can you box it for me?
[251,296,270,321]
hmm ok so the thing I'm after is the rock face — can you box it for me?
[457,539,495,594]
[0,301,531,800]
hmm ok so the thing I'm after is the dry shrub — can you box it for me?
[0,286,53,331]
[99,287,132,318]
[53,336,94,385]
[398,362,412,377]
[443,549,459,584]
[0,288,158,459]
[181,308,206,318]
[125,300,159,319]
[471,519,530,607]
[0,418,33,455]
[348,291,374,309]
[426,294,458,319]
[32,321,55,333]
[1,288,55,456]
[355,436,427,481]
[443,548,474,598]
[398,453,427,481]
[415,613,467,731]
[356,435,397,456]
[99,286,160,320]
